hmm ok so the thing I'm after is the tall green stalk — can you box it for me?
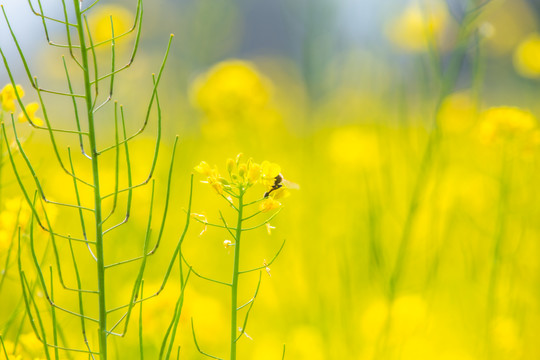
[72,2,108,358]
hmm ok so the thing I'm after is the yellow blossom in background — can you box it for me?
[361,294,428,342]
[0,198,30,230]
[0,84,24,113]
[0,340,22,360]
[18,103,43,126]
[437,91,478,133]
[513,33,540,78]
[191,60,272,116]
[491,316,522,354]
[190,60,277,140]
[361,298,390,341]
[385,1,448,52]
[391,294,428,336]
[17,333,44,359]
[88,5,134,45]
[478,106,538,145]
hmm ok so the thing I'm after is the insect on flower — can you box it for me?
[264,173,299,198]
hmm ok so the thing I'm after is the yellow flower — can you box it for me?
[491,317,521,353]
[261,161,281,188]
[238,163,247,179]
[513,33,540,78]
[1,84,24,112]
[478,106,537,144]
[18,102,44,126]
[210,180,224,195]
[385,2,448,52]
[190,60,272,119]
[226,158,235,173]
[247,163,261,184]
[260,197,281,212]
[88,5,134,45]
[194,161,213,177]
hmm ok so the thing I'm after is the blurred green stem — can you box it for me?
[73,1,108,359]
[486,149,511,355]
[230,189,244,360]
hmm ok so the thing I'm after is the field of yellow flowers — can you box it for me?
[1,0,540,359]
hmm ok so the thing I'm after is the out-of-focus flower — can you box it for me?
[0,199,30,252]
[18,333,44,359]
[18,103,44,126]
[190,60,272,118]
[260,197,281,212]
[491,317,522,353]
[0,340,22,360]
[247,162,261,184]
[260,161,281,188]
[437,91,478,133]
[385,2,448,52]
[361,294,427,341]
[0,84,24,113]
[194,161,225,195]
[478,106,538,144]
[513,33,540,78]
[88,5,134,46]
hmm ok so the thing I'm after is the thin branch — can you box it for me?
[239,240,286,274]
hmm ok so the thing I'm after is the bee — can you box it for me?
[264,174,299,198]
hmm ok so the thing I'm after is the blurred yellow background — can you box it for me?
[1,0,540,359]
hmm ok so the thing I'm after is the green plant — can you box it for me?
[190,157,290,360]
[0,1,192,359]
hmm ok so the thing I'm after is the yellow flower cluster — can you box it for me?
[0,84,43,126]
[385,2,448,53]
[88,5,134,45]
[513,33,540,78]
[191,61,271,114]
[0,333,47,360]
[478,106,539,145]
[0,198,30,251]
[1,83,25,113]
[194,155,291,212]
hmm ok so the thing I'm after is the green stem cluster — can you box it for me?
[0,0,191,359]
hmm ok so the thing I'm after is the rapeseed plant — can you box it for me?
[0,1,195,359]
[190,155,293,359]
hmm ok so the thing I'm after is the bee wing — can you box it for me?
[282,178,300,190]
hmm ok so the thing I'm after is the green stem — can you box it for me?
[73,1,107,359]
[486,149,510,356]
[230,190,244,360]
